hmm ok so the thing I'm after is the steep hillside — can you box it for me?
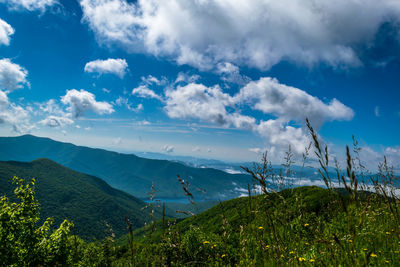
[0,159,154,240]
[0,135,252,199]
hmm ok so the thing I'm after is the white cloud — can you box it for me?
[39,99,64,116]
[80,0,400,70]
[234,77,354,129]
[61,89,114,118]
[0,0,58,12]
[141,75,167,86]
[192,146,200,152]
[115,96,143,112]
[161,76,353,156]
[0,59,29,92]
[0,19,14,46]
[175,72,200,84]
[163,144,174,153]
[164,83,255,129]
[216,62,250,85]
[84,58,128,78]
[132,85,162,100]
[0,90,32,133]
[256,120,310,154]
[39,115,74,127]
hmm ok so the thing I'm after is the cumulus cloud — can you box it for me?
[234,77,354,129]
[216,62,250,85]
[39,99,64,116]
[84,58,128,78]
[80,0,400,70]
[175,72,200,84]
[164,83,255,129]
[132,85,162,100]
[0,90,32,133]
[61,89,114,118]
[161,76,353,155]
[256,120,310,154]
[39,115,74,127]
[0,59,29,92]
[0,19,14,46]
[0,0,58,12]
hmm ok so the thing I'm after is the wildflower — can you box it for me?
[280,255,285,258]
[289,251,294,255]
[386,232,390,235]
[258,226,264,230]
[370,253,377,257]
[347,240,353,243]
[385,260,390,263]
[265,245,270,249]
[305,242,309,245]
[203,241,210,245]
[304,223,309,227]
[221,254,226,258]
[363,248,368,251]
[298,257,306,262]
[211,244,217,249]
[309,259,315,263]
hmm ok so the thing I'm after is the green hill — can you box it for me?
[113,184,399,266]
[120,186,337,243]
[0,135,252,199]
[0,158,155,240]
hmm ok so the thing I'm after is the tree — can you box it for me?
[0,176,74,266]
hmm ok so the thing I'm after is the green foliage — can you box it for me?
[0,176,74,266]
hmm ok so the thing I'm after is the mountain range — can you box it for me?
[0,135,253,200]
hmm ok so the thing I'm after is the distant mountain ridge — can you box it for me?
[0,135,252,199]
[0,158,153,240]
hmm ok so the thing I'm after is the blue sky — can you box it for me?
[0,0,400,169]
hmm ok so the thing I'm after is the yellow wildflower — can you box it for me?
[309,259,315,263]
[363,248,368,251]
[298,257,306,262]
[203,241,210,245]
[305,242,309,245]
[304,223,309,227]
[265,245,270,249]
[211,244,217,249]
[289,251,294,255]
[370,253,377,258]
[258,226,264,230]
[221,254,226,258]
[386,231,390,235]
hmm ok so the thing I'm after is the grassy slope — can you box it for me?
[0,135,252,199]
[0,158,155,240]
[118,186,337,243]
